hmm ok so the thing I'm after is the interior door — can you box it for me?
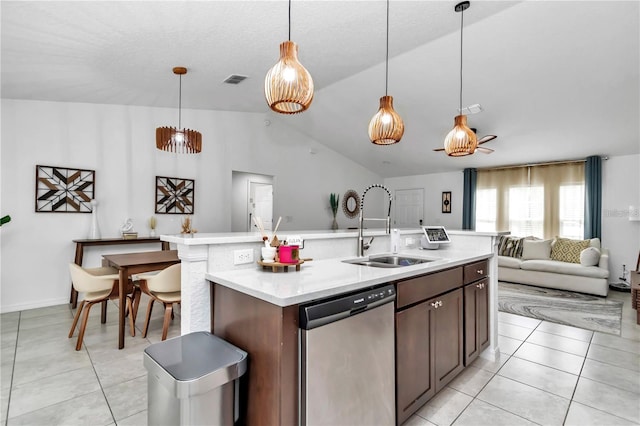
[395,189,424,227]
[249,182,273,231]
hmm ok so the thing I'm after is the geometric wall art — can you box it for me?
[155,176,195,214]
[35,165,95,213]
[442,191,452,214]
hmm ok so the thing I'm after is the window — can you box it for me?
[475,162,585,239]
[559,184,584,239]
[475,188,497,232]
[508,186,544,238]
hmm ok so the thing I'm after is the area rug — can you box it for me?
[498,281,623,335]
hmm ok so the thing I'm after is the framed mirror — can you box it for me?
[342,189,360,219]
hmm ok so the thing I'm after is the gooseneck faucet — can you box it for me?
[358,184,393,256]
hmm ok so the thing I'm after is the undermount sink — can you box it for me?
[343,255,435,268]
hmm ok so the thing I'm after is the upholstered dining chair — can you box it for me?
[136,263,181,341]
[68,263,136,350]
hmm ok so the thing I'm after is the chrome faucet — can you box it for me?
[358,184,392,256]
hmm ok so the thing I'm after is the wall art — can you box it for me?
[442,191,452,214]
[156,176,195,214]
[35,165,95,213]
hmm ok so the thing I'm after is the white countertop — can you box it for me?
[206,248,493,307]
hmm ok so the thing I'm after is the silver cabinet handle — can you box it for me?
[430,301,443,308]
[477,269,484,275]
[476,283,483,289]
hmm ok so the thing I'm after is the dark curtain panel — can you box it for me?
[462,168,477,230]
[584,156,602,239]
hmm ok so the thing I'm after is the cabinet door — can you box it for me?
[464,278,490,365]
[396,301,434,425]
[433,288,464,392]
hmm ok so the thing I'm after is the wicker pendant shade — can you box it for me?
[156,127,202,154]
[444,114,477,156]
[369,0,403,145]
[156,67,202,154]
[265,40,314,114]
[368,96,404,145]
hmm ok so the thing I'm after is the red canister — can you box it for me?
[278,245,299,263]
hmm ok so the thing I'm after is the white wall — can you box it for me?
[601,154,640,280]
[385,171,464,229]
[0,99,382,312]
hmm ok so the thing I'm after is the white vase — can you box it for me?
[88,200,101,239]
[150,229,156,237]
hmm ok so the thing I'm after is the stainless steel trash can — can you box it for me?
[143,331,248,426]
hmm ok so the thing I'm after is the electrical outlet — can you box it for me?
[234,249,254,265]
[405,237,415,246]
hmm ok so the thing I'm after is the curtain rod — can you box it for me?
[475,156,608,172]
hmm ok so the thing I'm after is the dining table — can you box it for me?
[102,250,180,349]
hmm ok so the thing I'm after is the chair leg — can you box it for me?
[76,301,95,351]
[69,300,85,338]
[101,300,107,324]
[162,303,173,341]
[126,297,136,337]
[142,299,155,338]
[131,287,141,323]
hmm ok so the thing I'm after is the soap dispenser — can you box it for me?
[390,228,400,254]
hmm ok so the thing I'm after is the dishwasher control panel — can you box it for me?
[299,284,396,330]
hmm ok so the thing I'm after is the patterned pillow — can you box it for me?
[498,236,525,258]
[550,237,591,263]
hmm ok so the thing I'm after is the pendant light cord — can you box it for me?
[178,74,182,130]
[288,0,291,41]
[459,6,464,112]
[385,0,389,96]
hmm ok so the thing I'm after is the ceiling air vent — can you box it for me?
[223,74,248,85]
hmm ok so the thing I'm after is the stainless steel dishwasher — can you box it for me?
[299,284,396,426]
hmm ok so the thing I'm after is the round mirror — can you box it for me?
[342,190,360,219]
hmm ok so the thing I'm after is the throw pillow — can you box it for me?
[498,236,525,258]
[521,239,552,260]
[580,247,601,266]
[550,237,591,264]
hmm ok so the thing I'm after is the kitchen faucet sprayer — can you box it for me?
[358,184,393,256]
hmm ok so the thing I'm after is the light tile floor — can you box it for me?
[1,291,638,425]
[407,290,640,426]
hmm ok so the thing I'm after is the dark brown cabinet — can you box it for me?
[463,260,490,365]
[395,267,464,425]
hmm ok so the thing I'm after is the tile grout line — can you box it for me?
[4,313,20,426]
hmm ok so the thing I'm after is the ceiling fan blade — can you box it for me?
[433,147,445,152]
[477,146,494,154]
[477,135,497,145]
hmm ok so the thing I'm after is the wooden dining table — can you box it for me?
[102,250,180,349]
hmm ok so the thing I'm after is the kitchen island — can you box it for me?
[206,244,499,425]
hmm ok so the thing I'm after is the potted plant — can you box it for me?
[330,193,339,230]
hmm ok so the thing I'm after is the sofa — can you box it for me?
[498,236,610,296]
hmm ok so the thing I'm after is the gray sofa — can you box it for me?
[498,238,609,297]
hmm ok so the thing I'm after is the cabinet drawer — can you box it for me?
[464,260,488,284]
[396,267,463,309]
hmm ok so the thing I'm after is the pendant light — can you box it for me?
[264,0,314,114]
[368,0,404,145]
[443,1,477,157]
[156,67,202,154]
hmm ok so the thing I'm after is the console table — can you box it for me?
[70,237,170,308]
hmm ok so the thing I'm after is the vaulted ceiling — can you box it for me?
[2,1,638,177]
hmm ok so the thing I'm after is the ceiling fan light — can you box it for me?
[265,40,314,114]
[369,95,404,145]
[444,115,477,156]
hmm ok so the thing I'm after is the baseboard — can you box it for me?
[1,297,69,314]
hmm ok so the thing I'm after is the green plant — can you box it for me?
[0,215,10,227]
[330,193,339,217]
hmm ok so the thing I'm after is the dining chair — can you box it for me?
[137,263,181,341]
[68,263,136,350]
